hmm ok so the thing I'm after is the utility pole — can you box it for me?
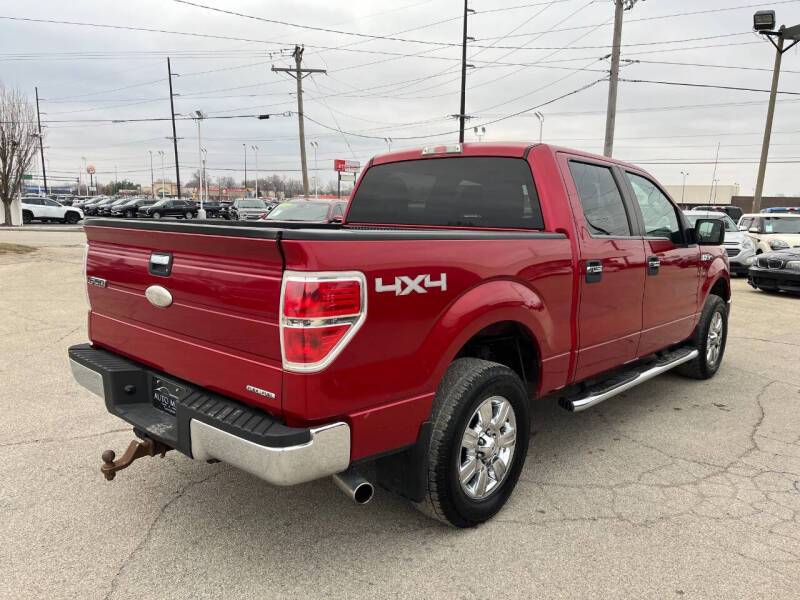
[458,0,474,143]
[603,0,639,157]
[752,24,800,210]
[534,112,544,143]
[34,87,48,194]
[167,58,181,198]
[272,46,326,199]
[251,145,259,198]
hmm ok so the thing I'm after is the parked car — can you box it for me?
[228,198,269,220]
[262,199,348,223]
[196,201,226,218]
[98,198,131,217]
[684,210,754,276]
[137,198,198,219]
[738,213,800,254]
[761,206,800,213]
[110,197,158,218]
[70,142,728,528]
[692,204,744,221]
[83,197,117,216]
[20,196,83,224]
[748,249,800,294]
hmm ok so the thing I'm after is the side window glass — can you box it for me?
[567,161,631,236]
[626,173,681,242]
[739,217,752,231]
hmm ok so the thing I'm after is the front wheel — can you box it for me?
[415,358,530,528]
[22,210,32,224]
[151,211,161,219]
[126,210,134,218]
[184,210,193,219]
[676,294,728,380]
[64,212,81,224]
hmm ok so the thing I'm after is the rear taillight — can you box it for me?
[83,243,91,311]
[280,271,366,372]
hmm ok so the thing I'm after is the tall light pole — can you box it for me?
[251,145,260,199]
[384,137,393,152]
[534,112,544,143]
[680,171,689,205]
[148,151,155,199]
[193,110,207,217]
[201,147,208,202]
[752,11,800,212]
[309,141,318,198]
[81,156,87,195]
[711,178,720,204]
[157,150,166,199]
[473,126,486,142]
[242,143,248,195]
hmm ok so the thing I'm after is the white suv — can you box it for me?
[20,197,83,224]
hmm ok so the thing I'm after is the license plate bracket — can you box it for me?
[151,375,187,416]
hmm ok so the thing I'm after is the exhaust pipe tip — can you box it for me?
[332,468,374,505]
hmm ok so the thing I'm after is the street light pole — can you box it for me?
[243,143,247,195]
[251,145,259,199]
[680,171,689,205]
[193,111,207,217]
[534,112,544,143]
[81,156,87,195]
[148,151,155,199]
[158,150,166,199]
[309,141,318,198]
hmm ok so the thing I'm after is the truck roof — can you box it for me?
[371,142,642,172]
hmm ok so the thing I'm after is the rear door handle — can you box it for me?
[647,256,660,276]
[585,260,603,283]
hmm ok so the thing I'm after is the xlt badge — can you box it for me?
[246,385,276,399]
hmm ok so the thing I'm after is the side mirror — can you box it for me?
[695,218,725,245]
[749,226,760,234]
[331,215,344,223]
[738,225,748,231]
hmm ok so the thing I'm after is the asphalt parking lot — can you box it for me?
[1,229,798,599]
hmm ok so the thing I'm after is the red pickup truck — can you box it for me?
[69,143,729,527]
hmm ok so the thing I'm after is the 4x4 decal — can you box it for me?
[375,273,447,296]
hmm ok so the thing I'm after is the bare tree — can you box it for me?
[0,84,37,226]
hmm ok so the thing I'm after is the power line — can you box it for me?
[619,78,800,96]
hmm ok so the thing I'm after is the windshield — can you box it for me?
[685,213,737,232]
[764,217,800,234]
[238,199,267,209]
[151,199,169,207]
[266,202,330,221]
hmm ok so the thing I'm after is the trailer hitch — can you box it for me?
[101,437,173,481]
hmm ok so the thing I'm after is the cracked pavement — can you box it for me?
[1,230,798,599]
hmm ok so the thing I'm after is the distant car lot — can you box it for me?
[1,228,799,599]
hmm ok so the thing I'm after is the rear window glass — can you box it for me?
[347,157,544,229]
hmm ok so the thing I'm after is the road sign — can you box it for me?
[334,159,360,173]
[87,165,95,174]
[339,173,355,182]
[23,174,33,180]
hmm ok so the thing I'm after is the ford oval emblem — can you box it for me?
[145,285,173,308]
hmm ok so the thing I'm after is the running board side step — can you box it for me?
[559,347,699,412]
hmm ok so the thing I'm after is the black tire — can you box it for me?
[126,210,134,218]
[184,210,192,219]
[64,211,80,224]
[676,294,728,380]
[22,210,32,224]
[152,211,161,219]
[415,358,530,528]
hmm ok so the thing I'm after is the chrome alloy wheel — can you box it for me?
[706,311,724,366]
[459,396,517,500]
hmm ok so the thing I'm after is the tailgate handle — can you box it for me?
[149,252,173,277]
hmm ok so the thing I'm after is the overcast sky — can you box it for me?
[2,0,800,195]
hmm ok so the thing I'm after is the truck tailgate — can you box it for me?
[84,222,284,414]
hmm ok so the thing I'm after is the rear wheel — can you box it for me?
[676,294,728,380]
[415,358,529,528]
